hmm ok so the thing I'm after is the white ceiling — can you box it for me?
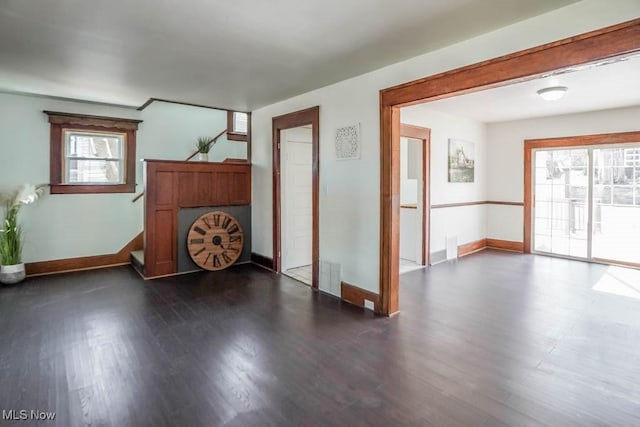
[0,0,578,111]
[403,54,640,123]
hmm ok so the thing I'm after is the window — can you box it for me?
[65,130,125,184]
[227,110,249,141]
[624,147,640,167]
[46,111,142,194]
[232,111,248,134]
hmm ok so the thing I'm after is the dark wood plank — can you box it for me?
[2,253,640,425]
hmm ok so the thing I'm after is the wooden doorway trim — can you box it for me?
[379,19,640,316]
[273,106,320,289]
[400,124,431,266]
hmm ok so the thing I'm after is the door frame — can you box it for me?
[400,124,431,266]
[379,19,640,316]
[272,106,320,289]
[524,131,640,269]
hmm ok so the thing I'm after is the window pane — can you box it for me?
[67,159,122,184]
[612,186,633,205]
[624,147,640,167]
[594,185,612,205]
[533,148,588,259]
[233,112,248,134]
[63,130,125,184]
[535,184,552,202]
[592,145,640,264]
[534,200,551,218]
[66,132,123,159]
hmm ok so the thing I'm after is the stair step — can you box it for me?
[131,250,144,266]
[130,250,145,276]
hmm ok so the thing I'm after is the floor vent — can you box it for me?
[320,260,341,295]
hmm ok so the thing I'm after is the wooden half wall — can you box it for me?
[144,160,251,277]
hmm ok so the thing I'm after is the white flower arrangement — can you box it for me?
[0,184,47,265]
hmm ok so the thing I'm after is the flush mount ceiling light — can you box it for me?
[536,86,568,101]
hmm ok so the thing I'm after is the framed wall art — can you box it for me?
[335,123,361,160]
[448,138,475,183]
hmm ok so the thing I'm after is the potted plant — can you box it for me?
[195,136,215,161]
[0,184,46,284]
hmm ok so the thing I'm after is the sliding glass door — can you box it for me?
[532,143,640,266]
[534,148,589,258]
[592,146,640,264]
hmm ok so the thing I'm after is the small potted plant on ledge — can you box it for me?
[195,136,215,162]
[0,184,46,284]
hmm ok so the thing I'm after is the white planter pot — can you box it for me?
[196,152,209,162]
[0,263,26,284]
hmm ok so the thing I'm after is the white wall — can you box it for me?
[486,105,640,242]
[399,208,418,261]
[139,102,247,166]
[401,107,487,253]
[249,0,640,295]
[0,93,244,263]
[400,137,419,205]
[400,137,421,262]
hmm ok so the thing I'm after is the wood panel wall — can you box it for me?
[144,160,251,277]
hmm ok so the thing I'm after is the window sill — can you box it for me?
[227,132,248,142]
[50,183,135,194]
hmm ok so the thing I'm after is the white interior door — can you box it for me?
[281,127,313,271]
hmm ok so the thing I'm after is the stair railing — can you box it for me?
[131,129,227,203]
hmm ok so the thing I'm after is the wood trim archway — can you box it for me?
[379,19,640,316]
[272,106,320,289]
[400,124,431,266]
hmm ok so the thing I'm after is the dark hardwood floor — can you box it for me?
[1,250,639,426]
